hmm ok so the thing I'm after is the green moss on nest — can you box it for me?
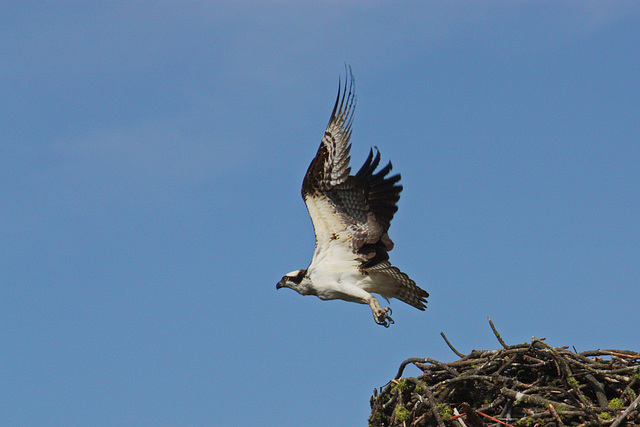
[599,412,612,420]
[609,398,624,408]
[394,404,410,422]
[567,376,580,388]
[391,379,411,394]
[437,403,452,421]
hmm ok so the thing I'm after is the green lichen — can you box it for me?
[394,404,410,422]
[609,398,624,408]
[599,412,613,420]
[369,411,382,426]
[391,379,411,394]
[567,376,580,388]
[413,382,424,394]
[437,403,452,421]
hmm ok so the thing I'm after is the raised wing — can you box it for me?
[302,69,356,195]
[302,68,402,266]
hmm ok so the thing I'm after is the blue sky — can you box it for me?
[2,2,639,425]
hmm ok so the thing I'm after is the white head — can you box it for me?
[276,269,315,296]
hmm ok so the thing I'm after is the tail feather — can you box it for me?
[365,261,429,310]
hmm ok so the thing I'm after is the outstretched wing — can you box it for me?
[302,68,402,266]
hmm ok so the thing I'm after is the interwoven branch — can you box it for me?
[369,328,640,426]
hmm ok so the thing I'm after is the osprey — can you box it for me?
[277,69,429,327]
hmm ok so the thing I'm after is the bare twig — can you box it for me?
[452,408,468,427]
[548,403,566,427]
[441,331,467,358]
[394,357,458,380]
[488,317,508,348]
[584,374,608,408]
[500,387,578,411]
[424,387,446,427]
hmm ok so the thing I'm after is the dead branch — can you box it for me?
[488,317,508,348]
[441,331,467,358]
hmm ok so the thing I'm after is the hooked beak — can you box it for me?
[276,279,287,290]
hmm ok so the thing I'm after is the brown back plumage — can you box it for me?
[302,67,402,268]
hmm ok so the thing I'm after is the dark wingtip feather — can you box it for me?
[353,148,403,233]
[327,66,356,127]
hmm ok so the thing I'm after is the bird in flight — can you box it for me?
[277,68,429,327]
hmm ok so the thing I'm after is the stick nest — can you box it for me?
[369,322,640,427]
